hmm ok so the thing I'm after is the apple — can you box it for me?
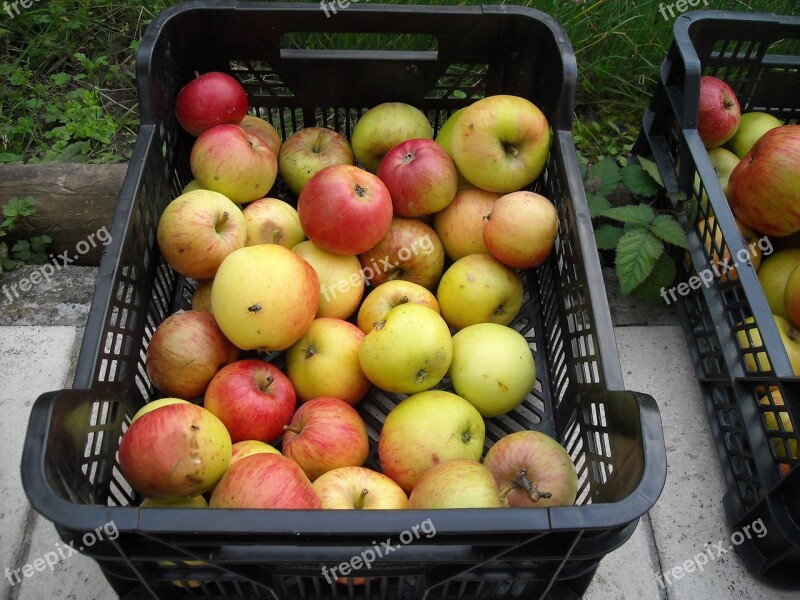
[204,359,297,444]
[210,453,322,509]
[433,187,500,261]
[242,197,305,248]
[757,248,800,319]
[434,107,470,186]
[378,390,485,493]
[132,398,189,423]
[297,164,393,255]
[279,126,356,195]
[293,240,364,320]
[483,191,559,269]
[437,253,524,330]
[697,75,741,149]
[157,189,246,280]
[182,179,202,193]
[312,466,408,509]
[175,71,248,137]
[119,402,232,500]
[190,124,278,204]
[351,102,433,173]
[285,317,371,406]
[357,279,439,334]
[359,303,452,394]
[450,95,550,193]
[239,114,282,158]
[482,430,578,508]
[696,215,763,283]
[145,309,239,399]
[726,111,782,158]
[231,440,280,460]
[729,125,800,237]
[357,217,445,290]
[377,138,458,217]
[450,323,536,418]
[694,146,740,205]
[785,265,800,328]
[281,397,370,481]
[759,391,798,460]
[211,244,319,351]
[407,459,506,509]
[140,495,208,508]
[736,315,800,375]
[191,279,213,311]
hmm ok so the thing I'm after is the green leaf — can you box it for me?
[615,227,664,295]
[0,152,22,163]
[11,239,31,261]
[630,253,677,303]
[621,164,662,198]
[30,234,52,253]
[635,155,664,188]
[594,224,624,250]
[591,156,621,196]
[601,204,655,226]
[586,193,612,219]
[649,215,688,249]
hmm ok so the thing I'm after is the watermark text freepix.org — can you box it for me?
[320,0,359,18]
[3,0,44,19]
[658,0,710,21]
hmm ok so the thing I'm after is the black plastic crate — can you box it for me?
[634,9,800,589]
[21,2,666,598]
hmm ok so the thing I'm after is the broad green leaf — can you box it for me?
[630,254,677,303]
[587,193,612,219]
[594,224,624,250]
[635,155,664,188]
[591,156,621,196]
[615,227,664,295]
[601,204,655,226]
[621,164,662,198]
[30,235,52,253]
[649,215,688,249]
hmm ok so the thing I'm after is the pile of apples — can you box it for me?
[695,75,800,468]
[119,70,580,512]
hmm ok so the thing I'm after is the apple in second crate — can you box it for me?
[785,265,800,328]
[697,75,741,149]
[357,279,439,334]
[157,189,246,280]
[433,187,500,261]
[408,459,506,509]
[211,244,319,351]
[175,71,248,137]
[482,430,578,508]
[726,111,782,158]
[293,240,364,320]
[759,391,798,461]
[696,215,764,283]
[757,248,800,319]
[351,102,433,173]
[190,124,278,204]
[242,197,305,248]
[279,126,356,195]
[450,323,536,418]
[203,359,297,444]
[736,315,800,375]
[359,303,452,394]
[357,217,445,290]
[239,114,282,158]
[694,146,740,205]
[282,397,370,481]
[437,253,524,330]
[285,317,371,406]
[313,466,408,509]
[145,309,239,399]
[378,390,485,493]
[191,279,213,312]
[297,164,393,255]
[450,95,550,193]
[140,495,209,508]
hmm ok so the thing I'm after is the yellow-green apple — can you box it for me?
[785,265,800,328]
[293,240,364,320]
[211,244,319,351]
[312,466,408,509]
[359,303,452,394]
[190,124,278,204]
[279,126,355,195]
[483,191,559,269]
[407,459,506,509]
[736,315,800,375]
[482,430,578,508]
[297,164,393,255]
[119,402,232,500]
[230,440,281,462]
[450,95,550,193]
[377,138,458,216]
[210,453,321,508]
[757,248,800,319]
[356,279,439,334]
[182,179,202,193]
[351,102,433,173]
[203,359,297,444]
[450,323,536,417]
[281,397,370,481]
[697,75,741,149]
[145,309,239,399]
[434,107,470,186]
[132,398,189,423]
[437,253,524,330]
[759,391,798,461]
[156,189,246,280]
[695,147,740,205]
[726,111,782,158]
[140,495,209,508]
[433,187,500,261]
[239,114,282,158]
[378,390,485,493]
[695,215,763,283]
[191,279,213,311]
[729,125,800,236]
[357,217,445,290]
[285,318,371,406]
[175,71,248,137]
[242,197,305,248]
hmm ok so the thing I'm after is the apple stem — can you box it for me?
[194,70,200,78]
[355,488,369,509]
[216,211,229,232]
[511,469,552,503]
[283,424,302,434]
[399,295,409,304]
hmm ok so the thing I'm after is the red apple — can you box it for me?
[279,127,356,195]
[145,310,239,400]
[203,359,297,444]
[281,397,370,481]
[433,187,501,261]
[377,138,458,217]
[312,466,408,509]
[697,75,741,149]
[175,71,248,137]
[297,164,393,255]
[239,114,282,158]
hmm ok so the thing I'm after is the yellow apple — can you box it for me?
[758,248,800,319]
[191,279,213,311]
[351,102,433,173]
[357,279,439,334]
[408,459,506,509]
[695,215,763,283]
[131,398,189,424]
[736,315,800,375]
[434,107,470,187]
[312,466,408,509]
[758,391,798,461]
[784,265,800,328]
[140,495,208,508]
[293,240,364,320]
[432,187,500,261]
[239,114,282,158]
[230,440,281,462]
[242,197,305,248]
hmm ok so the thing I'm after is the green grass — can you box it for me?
[0,0,794,163]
